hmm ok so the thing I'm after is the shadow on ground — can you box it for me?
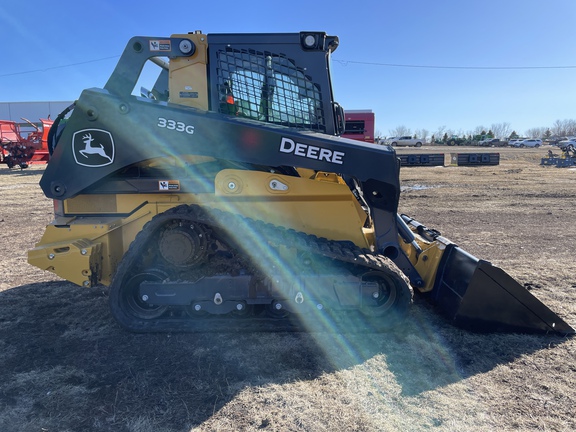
[0,282,569,431]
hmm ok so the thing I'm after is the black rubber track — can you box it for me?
[109,204,413,333]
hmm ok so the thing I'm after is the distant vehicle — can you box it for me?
[557,137,576,148]
[508,139,523,146]
[479,138,506,147]
[446,135,468,146]
[545,136,567,146]
[512,139,542,148]
[384,136,424,147]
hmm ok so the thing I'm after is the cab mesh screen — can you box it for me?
[215,49,325,132]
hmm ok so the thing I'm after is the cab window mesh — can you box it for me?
[216,49,325,132]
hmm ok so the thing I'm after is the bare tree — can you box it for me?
[472,125,487,136]
[414,129,430,142]
[388,125,411,137]
[454,129,466,138]
[551,120,564,136]
[551,119,576,136]
[525,127,547,138]
[377,118,575,145]
[434,125,446,138]
[432,126,456,142]
[491,122,511,139]
[421,128,429,142]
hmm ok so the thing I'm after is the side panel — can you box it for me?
[169,33,209,110]
[30,171,372,287]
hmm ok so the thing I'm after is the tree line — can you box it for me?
[381,119,576,142]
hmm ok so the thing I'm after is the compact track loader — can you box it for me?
[28,31,573,334]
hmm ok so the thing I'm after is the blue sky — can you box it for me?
[1,0,574,137]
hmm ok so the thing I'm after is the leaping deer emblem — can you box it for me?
[79,133,112,162]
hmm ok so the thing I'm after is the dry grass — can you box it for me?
[0,147,574,431]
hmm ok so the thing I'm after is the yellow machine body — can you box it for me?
[29,166,373,287]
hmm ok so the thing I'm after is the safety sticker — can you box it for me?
[158,180,180,191]
[150,40,171,52]
[179,91,199,98]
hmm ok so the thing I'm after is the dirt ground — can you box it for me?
[0,146,575,432]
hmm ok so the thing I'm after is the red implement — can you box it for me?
[0,118,53,169]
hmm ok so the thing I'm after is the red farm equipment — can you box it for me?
[341,110,375,143]
[0,118,53,169]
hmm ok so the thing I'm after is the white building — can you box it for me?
[0,101,73,132]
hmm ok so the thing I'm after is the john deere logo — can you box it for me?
[72,129,115,167]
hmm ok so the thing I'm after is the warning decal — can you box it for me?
[158,180,180,191]
[150,40,171,52]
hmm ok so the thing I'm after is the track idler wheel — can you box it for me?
[109,269,169,329]
[359,270,412,327]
